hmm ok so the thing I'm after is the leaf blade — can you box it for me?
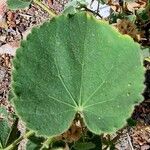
[12,12,144,137]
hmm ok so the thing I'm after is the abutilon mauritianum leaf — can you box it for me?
[12,12,144,136]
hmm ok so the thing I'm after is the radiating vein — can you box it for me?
[83,65,114,106]
[18,66,75,108]
[51,21,79,108]
[20,109,74,116]
[78,16,87,106]
[54,58,78,107]
[84,98,114,108]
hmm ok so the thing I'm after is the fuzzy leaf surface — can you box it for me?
[12,12,144,136]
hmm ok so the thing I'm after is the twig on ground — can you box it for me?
[81,6,103,19]
[127,132,134,150]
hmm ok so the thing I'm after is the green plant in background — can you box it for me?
[63,0,88,15]
[7,0,56,17]
[0,107,11,149]
[0,107,21,150]
[1,0,146,149]
[7,0,32,10]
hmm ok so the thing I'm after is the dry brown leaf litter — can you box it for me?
[116,19,140,41]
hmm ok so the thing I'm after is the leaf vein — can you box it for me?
[17,67,75,108]
[83,65,114,106]
[54,59,78,107]
[84,98,114,108]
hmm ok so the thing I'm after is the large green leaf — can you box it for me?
[12,12,144,137]
[7,0,31,10]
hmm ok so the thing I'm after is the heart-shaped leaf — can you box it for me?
[12,12,144,137]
